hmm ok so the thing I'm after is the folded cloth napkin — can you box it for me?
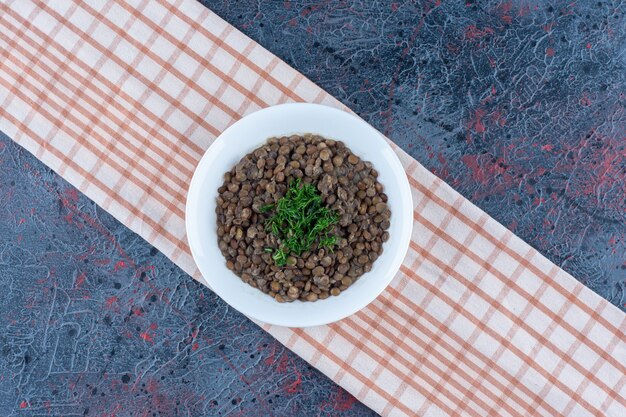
[1,1,624,415]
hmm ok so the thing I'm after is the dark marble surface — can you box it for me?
[1,0,625,416]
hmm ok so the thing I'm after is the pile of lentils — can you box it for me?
[216,134,391,302]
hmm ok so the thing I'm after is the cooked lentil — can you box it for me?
[216,134,391,302]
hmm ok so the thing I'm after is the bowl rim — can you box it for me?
[186,103,413,327]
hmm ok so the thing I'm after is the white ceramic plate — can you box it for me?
[186,103,413,327]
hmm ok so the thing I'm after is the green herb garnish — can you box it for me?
[259,204,274,213]
[264,179,339,266]
[319,235,337,250]
[271,248,288,266]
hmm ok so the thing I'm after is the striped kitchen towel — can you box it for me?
[0,1,624,416]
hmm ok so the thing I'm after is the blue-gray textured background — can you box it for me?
[1,0,624,415]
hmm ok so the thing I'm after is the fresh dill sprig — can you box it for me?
[271,248,288,266]
[318,235,337,250]
[259,204,274,213]
[264,179,339,266]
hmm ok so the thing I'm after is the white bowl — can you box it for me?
[186,103,413,327]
